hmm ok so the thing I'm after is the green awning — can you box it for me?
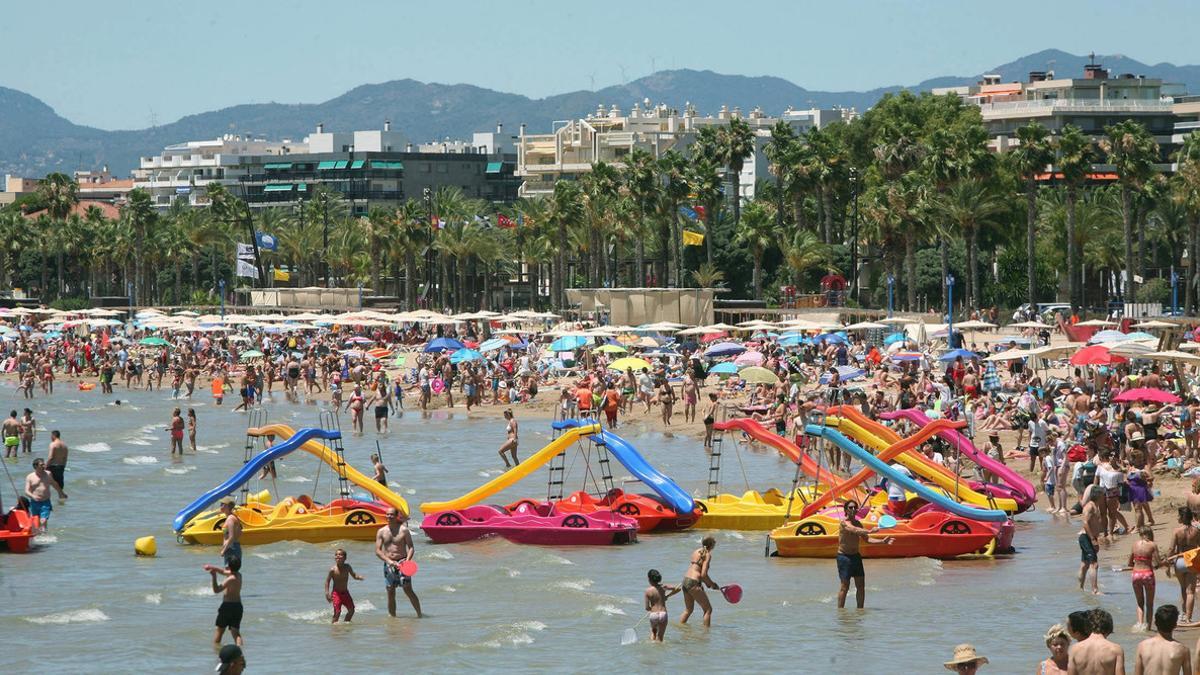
[297,183,308,191]
[333,160,349,169]
[350,160,365,169]
[263,162,292,170]
[317,161,338,170]
[370,160,404,170]
[263,183,294,192]
[486,161,504,174]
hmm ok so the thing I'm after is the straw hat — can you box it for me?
[1130,431,1145,443]
[944,644,989,670]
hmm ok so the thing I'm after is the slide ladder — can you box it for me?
[706,430,724,499]
[546,412,568,501]
[320,410,351,500]
[240,409,268,504]
[592,434,616,495]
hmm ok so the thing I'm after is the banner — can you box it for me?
[682,230,705,247]
[236,259,259,278]
[255,231,278,251]
[236,243,255,260]
[497,214,514,228]
[678,205,699,221]
[273,268,290,282]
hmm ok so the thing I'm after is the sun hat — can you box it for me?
[944,644,989,670]
[219,496,236,506]
[1130,431,1145,443]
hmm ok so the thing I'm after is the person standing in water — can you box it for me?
[1079,485,1104,595]
[679,536,720,627]
[325,548,364,623]
[835,500,894,609]
[186,409,198,453]
[374,508,422,618]
[204,557,244,648]
[1134,605,1190,674]
[218,496,243,569]
[498,409,519,468]
[3,410,21,459]
[1129,526,1163,631]
[24,458,66,533]
[1169,507,1200,625]
[20,408,35,455]
[643,569,680,642]
[370,453,388,487]
[45,430,68,490]
[167,408,184,455]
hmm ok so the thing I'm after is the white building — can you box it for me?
[515,100,846,199]
[133,135,302,208]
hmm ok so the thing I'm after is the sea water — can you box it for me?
[0,387,1160,672]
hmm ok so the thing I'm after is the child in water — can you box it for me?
[644,569,680,642]
[324,548,364,623]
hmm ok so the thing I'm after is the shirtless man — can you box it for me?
[1135,605,1190,675]
[204,558,244,647]
[218,497,243,569]
[24,458,66,533]
[367,382,392,434]
[1068,608,1124,675]
[45,430,68,490]
[1171,507,1200,624]
[374,508,422,618]
[835,500,894,609]
[3,410,21,459]
[1079,485,1104,595]
[324,548,364,623]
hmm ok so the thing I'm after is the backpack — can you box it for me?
[1067,444,1088,463]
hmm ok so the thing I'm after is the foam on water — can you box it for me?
[144,593,162,605]
[552,579,594,592]
[34,534,58,544]
[86,479,106,486]
[252,548,301,560]
[76,442,112,453]
[286,609,331,622]
[541,554,574,565]
[199,442,229,450]
[405,489,416,495]
[125,439,152,446]
[593,604,626,616]
[181,586,213,597]
[123,456,158,465]
[282,476,309,483]
[425,549,454,560]
[25,608,110,625]
[440,585,457,593]
[164,465,195,475]
[504,568,520,578]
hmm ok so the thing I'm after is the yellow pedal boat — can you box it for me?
[179,493,389,545]
[695,487,893,530]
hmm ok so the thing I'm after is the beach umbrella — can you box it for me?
[814,332,847,344]
[1108,340,1158,358]
[889,351,924,362]
[1077,319,1118,327]
[955,320,997,331]
[819,365,866,384]
[1133,320,1175,329]
[708,362,739,376]
[608,357,651,372]
[738,366,779,384]
[699,332,729,344]
[704,342,746,358]
[1088,330,1130,344]
[1124,331,1158,342]
[367,348,393,359]
[1113,388,1181,404]
[883,332,907,347]
[549,335,588,352]
[478,337,510,353]
[449,348,483,364]
[778,334,807,347]
[593,344,628,354]
[1144,350,1200,365]
[985,349,1030,362]
[1010,320,1052,329]
[345,336,374,345]
[937,348,978,362]
[424,337,466,353]
[1069,345,1127,366]
[139,336,169,346]
[240,350,264,361]
[734,351,765,366]
[845,321,888,331]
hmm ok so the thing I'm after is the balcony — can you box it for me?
[244,189,405,204]
[978,98,1174,118]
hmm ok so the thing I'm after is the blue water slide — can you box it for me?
[172,427,341,531]
[804,424,1009,523]
[592,430,695,514]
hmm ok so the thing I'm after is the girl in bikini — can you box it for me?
[643,569,680,642]
[679,536,719,627]
[1129,526,1162,631]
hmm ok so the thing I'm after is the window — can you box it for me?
[437,164,448,173]
[421,163,431,173]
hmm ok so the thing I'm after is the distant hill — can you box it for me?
[2,49,1198,178]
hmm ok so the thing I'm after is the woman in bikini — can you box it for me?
[1128,526,1162,631]
[681,373,699,424]
[643,569,680,642]
[187,408,198,453]
[344,385,365,434]
[679,536,719,627]
[702,393,719,449]
[658,379,675,426]
[498,409,519,468]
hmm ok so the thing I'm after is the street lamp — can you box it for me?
[423,187,434,307]
[946,273,956,345]
[848,167,859,303]
[886,274,895,318]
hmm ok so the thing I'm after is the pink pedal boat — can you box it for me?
[421,502,638,545]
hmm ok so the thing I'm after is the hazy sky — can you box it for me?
[4,0,1197,130]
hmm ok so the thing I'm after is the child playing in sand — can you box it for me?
[644,569,680,642]
[204,558,244,647]
[325,548,364,623]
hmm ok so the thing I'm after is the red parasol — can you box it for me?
[1069,345,1127,366]
[1113,388,1181,404]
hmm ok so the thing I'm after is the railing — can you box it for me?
[239,170,403,182]
[244,189,404,203]
[979,99,1174,115]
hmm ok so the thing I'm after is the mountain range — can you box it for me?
[2,49,1198,179]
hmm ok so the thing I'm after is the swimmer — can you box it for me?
[375,508,422,618]
[215,645,245,675]
[187,409,197,453]
[3,410,20,459]
[325,548,364,623]
[24,458,66,533]
[204,557,244,647]
[167,407,184,455]
[643,569,680,642]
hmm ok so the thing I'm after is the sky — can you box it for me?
[3,0,1198,130]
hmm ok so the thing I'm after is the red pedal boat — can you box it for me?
[0,509,37,553]
[521,489,697,533]
[421,503,637,546]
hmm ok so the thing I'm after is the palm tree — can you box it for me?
[659,151,690,286]
[547,181,583,308]
[732,199,776,299]
[935,180,1007,311]
[625,149,659,285]
[0,210,28,290]
[364,207,394,294]
[782,229,836,286]
[1055,125,1096,310]
[37,173,78,299]
[715,117,756,230]
[1173,134,1200,312]
[690,262,725,289]
[1011,122,1054,305]
[121,188,156,305]
[1102,120,1159,304]
[392,200,428,307]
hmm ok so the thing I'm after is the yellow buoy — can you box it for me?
[134,535,157,557]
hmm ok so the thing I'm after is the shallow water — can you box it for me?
[0,387,1174,672]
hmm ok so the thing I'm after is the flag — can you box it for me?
[236,259,259,278]
[678,205,699,221]
[236,243,255,260]
[431,216,443,229]
[497,214,514,228]
[273,268,290,282]
[682,230,705,246]
[694,205,706,221]
[255,231,278,251]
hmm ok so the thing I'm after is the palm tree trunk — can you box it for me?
[672,209,683,289]
[635,239,646,286]
[939,236,950,309]
[55,251,64,299]
[458,260,469,311]
[729,170,741,231]
[1136,194,1147,277]
[482,262,492,311]
[438,253,449,309]
[528,261,539,310]
[752,250,763,300]
[968,228,980,311]
[1189,217,1199,313]
[404,252,417,309]
[1122,186,1137,304]
[904,233,916,310]
[1025,177,1037,306]
[822,187,834,246]
[1066,186,1079,311]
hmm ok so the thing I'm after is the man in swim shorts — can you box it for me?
[45,430,68,490]
[1078,485,1103,594]
[206,557,244,647]
[375,508,422,617]
[325,548,364,623]
[835,500,893,609]
[218,496,243,568]
[2,410,20,459]
[24,458,66,532]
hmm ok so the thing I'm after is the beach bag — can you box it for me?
[1067,444,1087,463]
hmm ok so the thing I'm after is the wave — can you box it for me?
[164,465,195,475]
[123,456,158,465]
[144,593,162,605]
[25,608,110,625]
[33,534,57,544]
[593,604,626,616]
[124,439,152,446]
[425,549,454,560]
[180,586,213,597]
[541,554,574,565]
[282,476,309,483]
[285,609,330,622]
[552,579,594,592]
[76,442,111,453]
[198,443,230,450]
[440,585,457,593]
[251,548,301,560]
